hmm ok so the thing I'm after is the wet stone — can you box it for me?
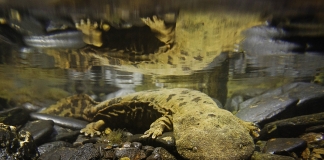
[263,138,306,156]
[259,112,324,139]
[0,123,39,160]
[114,147,146,159]
[131,142,142,149]
[224,95,244,112]
[236,82,324,127]
[300,132,324,148]
[38,147,77,160]
[0,107,30,125]
[37,141,73,155]
[30,112,88,130]
[71,143,101,159]
[142,145,155,157]
[122,141,132,148]
[21,120,54,145]
[305,124,324,133]
[49,125,79,142]
[308,148,324,159]
[236,95,298,126]
[39,143,100,160]
[155,132,176,149]
[22,102,42,112]
[73,134,99,147]
[254,141,267,152]
[251,151,295,160]
[147,147,177,160]
[129,132,176,150]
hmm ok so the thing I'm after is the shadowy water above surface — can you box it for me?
[0,0,323,108]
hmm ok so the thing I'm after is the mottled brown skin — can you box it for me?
[41,88,259,159]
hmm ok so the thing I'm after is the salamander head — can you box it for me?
[173,110,255,159]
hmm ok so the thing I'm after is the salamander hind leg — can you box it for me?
[141,115,173,139]
[80,120,105,137]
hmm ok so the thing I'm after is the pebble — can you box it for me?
[147,147,177,160]
[115,147,146,159]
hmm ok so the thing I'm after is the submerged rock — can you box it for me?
[0,123,39,160]
[148,147,177,160]
[236,82,324,127]
[39,143,100,160]
[0,107,30,126]
[251,151,295,160]
[37,141,73,155]
[262,138,306,155]
[259,112,324,139]
[21,120,54,145]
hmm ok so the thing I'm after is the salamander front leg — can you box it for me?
[141,115,173,139]
[80,120,105,137]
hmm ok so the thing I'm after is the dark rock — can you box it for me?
[21,120,54,145]
[131,142,142,149]
[122,141,132,148]
[114,147,146,159]
[30,112,88,130]
[236,82,324,127]
[0,107,30,125]
[147,152,162,160]
[49,125,79,142]
[22,103,42,112]
[147,147,177,160]
[73,134,99,147]
[155,132,176,149]
[300,132,324,148]
[260,112,324,139]
[142,145,155,157]
[305,124,324,133]
[236,95,298,126]
[129,132,176,150]
[94,143,115,159]
[37,141,73,155]
[224,95,244,112]
[254,141,267,152]
[122,131,134,137]
[251,151,295,160]
[39,143,100,160]
[38,147,77,160]
[70,143,101,159]
[128,134,144,142]
[308,148,324,159]
[0,123,39,160]
[263,138,306,156]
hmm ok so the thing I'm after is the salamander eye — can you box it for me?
[192,146,198,152]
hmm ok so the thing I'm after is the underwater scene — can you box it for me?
[0,0,324,159]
